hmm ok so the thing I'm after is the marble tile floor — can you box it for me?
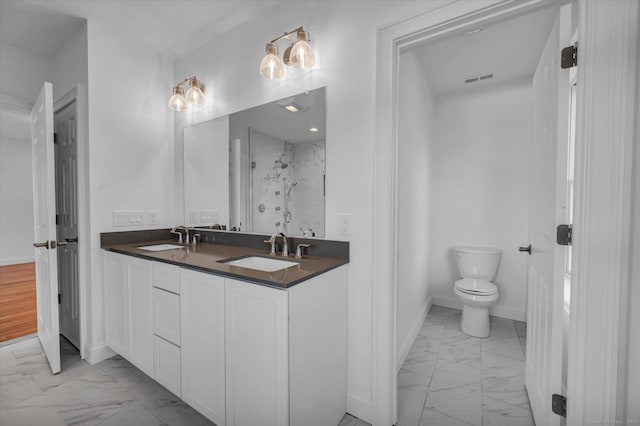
[0,336,360,425]
[397,305,532,426]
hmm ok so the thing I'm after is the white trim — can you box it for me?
[373,1,556,424]
[431,295,526,322]
[347,392,373,424]
[84,343,116,365]
[0,257,35,266]
[568,1,638,424]
[396,297,431,373]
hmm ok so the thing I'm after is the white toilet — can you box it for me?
[453,246,502,338]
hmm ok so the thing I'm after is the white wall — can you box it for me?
[51,24,87,103]
[429,78,532,321]
[171,2,449,420]
[626,35,640,422]
[85,19,174,358]
[0,43,51,265]
[396,49,436,369]
[0,110,34,265]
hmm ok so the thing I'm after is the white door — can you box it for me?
[55,100,80,348]
[525,5,573,425]
[30,82,61,374]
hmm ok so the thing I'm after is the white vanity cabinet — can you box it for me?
[103,249,347,426]
[180,268,226,426]
[103,251,153,377]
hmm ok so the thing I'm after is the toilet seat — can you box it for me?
[454,278,498,296]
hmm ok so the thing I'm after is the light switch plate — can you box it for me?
[113,210,145,227]
[147,210,158,225]
[339,213,352,236]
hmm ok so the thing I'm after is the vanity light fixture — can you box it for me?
[259,26,316,80]
[168,76,206,111]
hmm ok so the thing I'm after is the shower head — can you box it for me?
[275,160,288,169]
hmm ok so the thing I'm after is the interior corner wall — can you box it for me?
[52,23,88,102]
[0,43,51,265]
[171,2,452,421]
[85,19,174,360]
[428,79,532,321]
[396,49,436,370]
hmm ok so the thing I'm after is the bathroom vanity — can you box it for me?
[101,230,348,426]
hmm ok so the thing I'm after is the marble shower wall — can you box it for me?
[248,128,325,236]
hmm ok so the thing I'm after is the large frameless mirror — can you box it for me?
[184,87,326,237]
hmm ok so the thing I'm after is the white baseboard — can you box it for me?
[396,296,432,373]
[85,343,116,365]
[347,392,372,424]
[431,295,526,321]
[0,257,35,266]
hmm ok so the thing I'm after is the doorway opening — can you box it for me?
[54,97,81,354]
[392,2,574,425]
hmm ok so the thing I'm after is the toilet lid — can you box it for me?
[455,278,498,295]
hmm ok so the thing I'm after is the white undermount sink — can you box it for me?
[137,243,185,251]
[223,256,299,272]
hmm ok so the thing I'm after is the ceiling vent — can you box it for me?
[464,73,494,84]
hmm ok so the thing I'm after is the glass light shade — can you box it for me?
[168,87,188,111]
[260,52,285,80]
[185,84,206,106]
[290,39,315,69]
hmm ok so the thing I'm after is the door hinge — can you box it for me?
[55,214,60,225]
[58,293,61,304]
[561,42,578,69]
[54,132,58,145]
[552,393,567,417]
[557,224,572,246]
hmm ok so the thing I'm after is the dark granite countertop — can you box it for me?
[102,239,348,289]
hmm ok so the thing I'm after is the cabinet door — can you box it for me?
[180,269,225,425]
[225,278,289,426]
[127,256,154,377]
[103,251,127,356]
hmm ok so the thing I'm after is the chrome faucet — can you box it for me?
[170,226,189,244]
[277,233,289,257]
[264,233,277,256]
[295,243,311,259]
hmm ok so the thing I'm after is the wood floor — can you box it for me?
[0,262,37,343]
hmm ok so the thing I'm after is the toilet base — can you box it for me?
[460,305,490,338]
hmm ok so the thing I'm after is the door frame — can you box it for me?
[372,0,638,425]
[53,85,89,360]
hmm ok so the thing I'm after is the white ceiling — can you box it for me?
[0,0,281,60]
[407,5,559,95]
[1,1,559,101]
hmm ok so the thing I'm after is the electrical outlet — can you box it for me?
[339,213,352,236]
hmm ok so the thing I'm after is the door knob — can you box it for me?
[519,244,532,255]
[33,241,50,249]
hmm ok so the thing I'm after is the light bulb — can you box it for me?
[168,86,188,111]
[290,30,315,69]
[185,81,205,106]
[259,43,285,80]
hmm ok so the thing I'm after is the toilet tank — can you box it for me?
[453,246,502,281]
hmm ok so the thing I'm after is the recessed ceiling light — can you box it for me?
[309,127,319,132]
[465,28,482,35]
[285,105,299,112]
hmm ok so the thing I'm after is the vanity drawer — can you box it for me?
[152,261,180,294]
[154,335,181,397]
[153,287,180,345]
